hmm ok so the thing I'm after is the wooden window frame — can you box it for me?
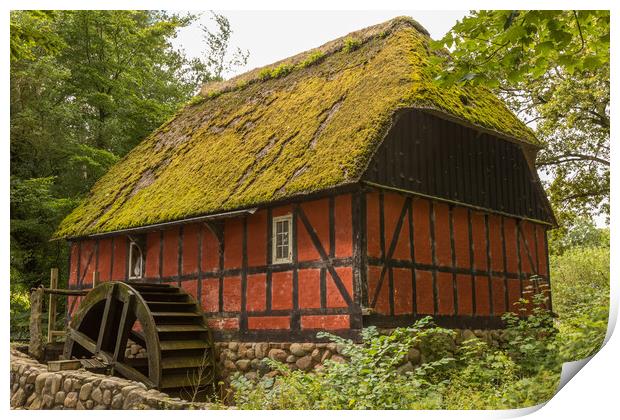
[128,239,144,280]
[272,214,293,264]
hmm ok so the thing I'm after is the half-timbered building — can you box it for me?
[55,17,555,343]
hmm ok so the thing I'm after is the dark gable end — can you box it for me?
[362,110,555,224]
[55,16,544,239]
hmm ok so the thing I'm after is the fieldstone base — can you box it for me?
[9,346,222,410]
[214,328,507,381]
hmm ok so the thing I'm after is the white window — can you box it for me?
[272,215,293,264]
[128,240,144,279]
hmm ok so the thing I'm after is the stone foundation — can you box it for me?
[213,328,507,381]
[9,347,221,410]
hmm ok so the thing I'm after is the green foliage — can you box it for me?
[231,311,561,410]
[10,285,31,341]
[548,215,609,255]
[10,10,248,331]
[435,10,610,220]
[200,11,249,81]
[258,64,294,80]
[298,51,325,68]
[501,292,559,375]
[343,37,361,52]
[10,11,63,61]
[550,242,609,361]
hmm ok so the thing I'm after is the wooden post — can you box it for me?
[29,287,44,360]
[47,268,58,343]
[92,271,100,288]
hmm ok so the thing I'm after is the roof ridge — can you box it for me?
[199,16,429,99]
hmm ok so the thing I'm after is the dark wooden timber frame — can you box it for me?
[362,184,551,330]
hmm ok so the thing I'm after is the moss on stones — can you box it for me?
[55,17,536,239]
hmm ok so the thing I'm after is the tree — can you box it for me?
[10,10,248,296]
[201,11,249,81]
[433,10,610,225]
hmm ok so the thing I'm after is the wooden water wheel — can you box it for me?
[63,281,215,390]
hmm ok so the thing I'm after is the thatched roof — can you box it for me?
[55,16,536,239]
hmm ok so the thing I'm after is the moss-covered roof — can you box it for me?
[55,16,537,239]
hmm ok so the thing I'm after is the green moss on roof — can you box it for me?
[55,16,537,239]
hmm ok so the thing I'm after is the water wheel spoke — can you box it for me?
[68,329,97,354]
[96,283,117,353]
[113,292,135,362]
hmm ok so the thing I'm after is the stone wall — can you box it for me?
[9,347,220,410]
[215,330,504,382]
[214,328,506,381]
[214,341,347,381]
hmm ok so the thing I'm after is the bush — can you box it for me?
[230,308,560,410]
[551,244,609,361]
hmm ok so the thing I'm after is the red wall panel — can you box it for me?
[471,212,487,271]
[519,221,536,274]
[182,224,200,275]
[144,232,160,279]
[97,238,112,282]
[503,218,519,273]
[452,207,470,269]
[247,210,267,267]
[79,240,96,284]
[301,314,350,330]
[488,215,504,272]
[535,224,548,276]
[393,268,413,315]
[327,267,352,308]
[334,194,353,258]
[437,272,454,315]
[161,228,179,278]
[384,193,409,261]
[368,266,389,314]
[111,238,127,281]
[366,192,381,258]
[207,318,239,330]
[224,219,243,269]
[456,274,473,315]
[434,203,451,266]
[415,270,434,314]
[474,276,491,315]
[201,278,219,313]
[69,243,79,287]
[298,199,329,262]
[507,279,522,314]
[491,277,506,315]
[271,271,293,310]
[370,267,390,315]
[222,276,241,312]
[201,228,220,272]
[181,279,198,302]
[248,316,290,330]
[413,199,432,264]
[246,273,267,312]
[298,268,321,309]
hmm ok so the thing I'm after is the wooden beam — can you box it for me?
[69,329,97,354]
[113,293,135,363]
[96,283,117,353]
[47,268,59,343]
[92,271,100,288]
